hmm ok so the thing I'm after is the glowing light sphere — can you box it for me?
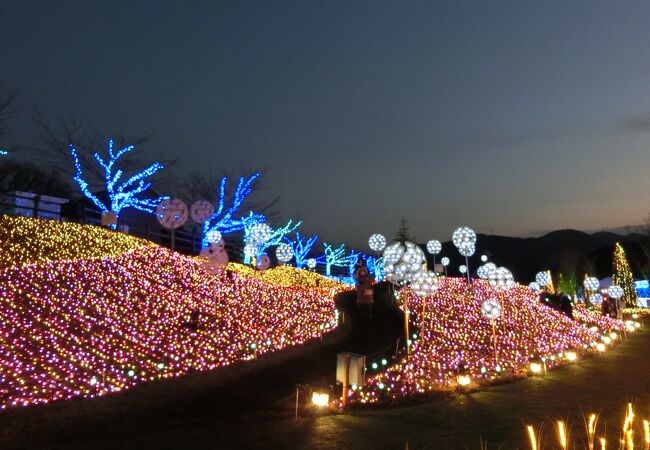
[190,200,215,224]
[411,271,438,297]
[441,257,450,267]
[275,243,294,263]
[205,229,222,244]
[459,265,467,274]
[590,293,603,305]
[583,277,600,292]
[480,255,488,262]
[426,240,442,255]
[488,266,515,291]
[306,258,317,269]
[156,199,188,229]
[476,265,489,279]
[459,244,475,257]
[481,299,502,320]
[368,234,387,252]
[608,285,624,299]
[528,282,541,292]
[248,223,272,245]
[535,271,551,287]
[243,243,258,258]
[452,227,476,250]
[383,241,426,284]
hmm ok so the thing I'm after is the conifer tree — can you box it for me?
[612,242,638,307]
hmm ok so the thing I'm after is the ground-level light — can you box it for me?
[565,351,577,362]
[457,374,471,386]
[529,362,543,374]
[311,392,329,407]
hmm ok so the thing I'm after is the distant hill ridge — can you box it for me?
[425,229,647,283]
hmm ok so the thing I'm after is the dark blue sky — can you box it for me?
[2,1,650,247]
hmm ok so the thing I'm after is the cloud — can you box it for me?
[624,113,650,131]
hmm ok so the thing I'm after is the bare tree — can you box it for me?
[30,108,174,184]
[180,166,280,222]
[0,159,71,196]
[0,83,19,153]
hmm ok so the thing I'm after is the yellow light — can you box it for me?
[609,332,618,340]
[311,392,330,407]
[557,420,568,450]
[632,313,639,319]
[529,362,542,374]
[457,374,471,386]
[602,336,611,345]
[526,425,539,450]
[635,322,641,329]
[600,437,606,450]
[596,343,606,352]
[566,351,577,362]
[643,419,649,446]
[627,430,634,450]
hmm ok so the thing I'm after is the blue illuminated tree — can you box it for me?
[288,232,319,269]
[255,219,302,259]
[323,243,348,277]
[202,173,264,248]
[69,139,166,226]
[366,256,384,281]
[347,250,362,277]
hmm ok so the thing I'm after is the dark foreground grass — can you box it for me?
[1,326,647,449]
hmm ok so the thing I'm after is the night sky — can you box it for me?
[2,1,650,247]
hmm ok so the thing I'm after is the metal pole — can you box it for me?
[294,386,300,421]
[491,320,498,365]
[342,353,350,409]
[465,255,470,283]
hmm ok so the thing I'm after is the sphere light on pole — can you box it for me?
[275,243,294,263]
[369,234,387,252]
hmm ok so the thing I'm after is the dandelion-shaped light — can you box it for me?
[369,234,387,252]
[535,271,550,287]
[275,243,294,263]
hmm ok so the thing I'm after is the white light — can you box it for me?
[477,265,490,279]
[459,265,467,274]
[608,285,624,299]
[528,281,541,292]
[452,226,477,250]
[529,362,542,374]
[311,392,330,407]
[481,299,502,320]
[411,270,439,297]
[383,241,426,284]
[426,240,442,255]
[243,243,257,258]
[480,254,488,262]
[583,277,600,292]
[205,229,222,244]
[535,271,550,287]
[457,374,471,386]
[369,234,387,252]
[441,257,450,267]
[590,293,603,305]
[275,243,294,262]
[307,258,317,269]
[458,244,475,257]
[488,266,515,291]
[248,223,272,244]
[566,351,577,362]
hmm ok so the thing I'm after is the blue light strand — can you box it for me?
[202,173,262,249]
[69,139,167,224]
[323,243,348,277]
[287,232,319,269]
[254,219,302,260]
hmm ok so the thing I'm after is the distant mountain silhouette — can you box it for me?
[425,229,648,284]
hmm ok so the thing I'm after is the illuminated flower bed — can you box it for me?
[0,244,339,409]
[352,278,625,404]
[0,215,151,269]
[228,262,344,289]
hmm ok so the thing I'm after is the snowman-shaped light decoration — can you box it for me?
[199,238,229,275]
